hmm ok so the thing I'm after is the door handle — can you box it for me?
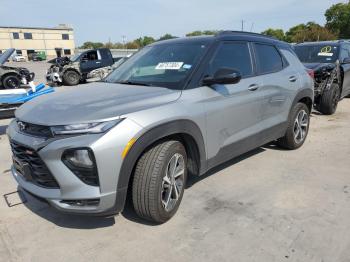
[248,84,259,91]
[289,76,297,82]
[96,61,101,64]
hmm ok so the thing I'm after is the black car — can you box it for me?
[294,41,350,115]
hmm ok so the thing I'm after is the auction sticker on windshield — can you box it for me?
[318,46,334,57]
[156,62,184,70]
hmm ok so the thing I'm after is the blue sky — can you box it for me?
[0,0,345,45]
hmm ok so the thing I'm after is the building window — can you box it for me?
[24,33,32,39]
[62,34,69,40]
[16,50,22,55]
[13,32,19,39]
[64,49,71,55]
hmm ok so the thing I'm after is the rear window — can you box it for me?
[254,43,283,74]
[294,44,339,63]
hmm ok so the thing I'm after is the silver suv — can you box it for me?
[7,32,314,223]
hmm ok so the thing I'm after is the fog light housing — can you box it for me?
[62,148,99,186]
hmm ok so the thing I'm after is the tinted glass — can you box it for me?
[24,33,32,39]
[105,43,208,89]
[12,32,19,39]
[62,34,69,40]
[255,44,283,74]
[294,44,339,63]
[210,42,253,77]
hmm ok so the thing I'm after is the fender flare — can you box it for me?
[291,88,314,110]
[111,119,206,214]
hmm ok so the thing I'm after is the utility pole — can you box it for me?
[250,22,254,32]
[241,20,244,31]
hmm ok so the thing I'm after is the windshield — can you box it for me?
[294,44,339,63]
[105,42,208,89]
[69,53,81,62]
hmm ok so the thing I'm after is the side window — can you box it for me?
[254,43,283,74]
[82,50,98,61]
[209,42,253,78]
[340,44,350,60]
[99,49,110,60]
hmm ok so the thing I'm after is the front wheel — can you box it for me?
[2,75,21,89]
[277,102,310,150]
[62,70,80,86]
[132,140,187,224]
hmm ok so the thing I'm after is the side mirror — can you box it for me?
[203,68,242,86]
[342,57,350,64]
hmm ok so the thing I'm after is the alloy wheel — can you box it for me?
[293,109,309,144]
[161,153,185,212]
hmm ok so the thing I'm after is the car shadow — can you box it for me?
[19,188,116,229]
[0,125,8,135]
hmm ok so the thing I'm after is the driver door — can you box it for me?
[80,50,102,73]
[203,41,265,167]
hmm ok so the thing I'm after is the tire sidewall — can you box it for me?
[3,75,20,89]
[63,70,80,86]
[154,142,187,222]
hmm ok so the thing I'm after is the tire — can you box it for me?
[2,75,21,89]
[62,70,80,86]
[277,102,310,150]
[318,83,340,115]
[132,140,187,224]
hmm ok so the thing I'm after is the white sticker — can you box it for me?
[183,64,192,69]
[155,62,184,70]
[318,52,333,57]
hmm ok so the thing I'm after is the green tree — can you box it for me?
[261,28,285,41]
[285,22,336,43]
[325,1,350,38]
[79,41,104,49]
[186,30,218,37]
[134,36,156,47]
[158,34,177,41]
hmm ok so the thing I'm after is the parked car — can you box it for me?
[0,49,35,89]
[29,51,47,61]
[294,40,350,115]
[46,48,114,86]
[8,32,313,223]
[12,54,26,62]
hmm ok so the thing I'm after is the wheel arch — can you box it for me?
[113,119,206,214]
[291,88,314,113]
[1,72,20,82]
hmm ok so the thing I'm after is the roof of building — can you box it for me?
[0,24,73,31]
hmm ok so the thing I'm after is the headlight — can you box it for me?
[51,119,123,135]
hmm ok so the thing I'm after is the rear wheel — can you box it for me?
[2,75,21,89]
[278,102,310,150]
[132,140,187,223]
[63,70,80,86]
[318,83,340,115]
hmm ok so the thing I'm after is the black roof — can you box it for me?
[153,31,290,48]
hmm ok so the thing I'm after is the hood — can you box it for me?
[303,62,336,72]
[0,48,15,65]
[15,82,181,126]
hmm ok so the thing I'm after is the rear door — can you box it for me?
[252,43,299,141]
[203,41,266,167]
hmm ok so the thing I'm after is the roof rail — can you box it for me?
[217,30,277,40]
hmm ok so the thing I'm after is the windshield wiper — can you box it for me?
[115,80,153,86]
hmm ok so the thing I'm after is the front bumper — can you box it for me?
[7,118,143,215]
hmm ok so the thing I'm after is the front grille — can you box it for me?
[10,141,59,188]
[17,120,53,139]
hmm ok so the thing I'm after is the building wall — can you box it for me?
[0,26,75,59]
